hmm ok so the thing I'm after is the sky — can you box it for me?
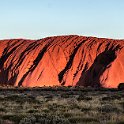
[0,0,124,39]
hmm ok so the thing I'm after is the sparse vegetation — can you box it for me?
[118,83,124,90]
[0,86,124,124]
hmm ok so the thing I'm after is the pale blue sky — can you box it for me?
[0,0,124,39]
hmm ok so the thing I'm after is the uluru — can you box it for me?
[0,35,124,88]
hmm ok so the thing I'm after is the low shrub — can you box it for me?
[118,83,124,90]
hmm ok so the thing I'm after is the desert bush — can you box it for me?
[44,95,53,102]
[81,107,91,112]
[37,115,70,124]
[69,116,98,123]
[118,83,124,90]
[101,95,121,101]
[117,121,124,124]
[4,94,40,104]
[98,104,118,113]
[2,115,25,124]
[44,95,53,99]
[77,95,92,101]
[0,97,4,101]
[61,93,70,98]
[42,108,50,113]
[119,102,124,110]
[19,116,36,124]
[64,112,73,118]
[0,119,14,124]
[5,95,20,101]
[0,108,6,112]
[27,109,39,113]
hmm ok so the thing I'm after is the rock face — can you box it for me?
[0,35,124,88]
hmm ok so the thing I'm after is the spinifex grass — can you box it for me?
[0,86,124,124]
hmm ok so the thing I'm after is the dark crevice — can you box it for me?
[37,69,44,81]
[73,50,85,79]
[0,56,19,85]
[13,42,40,70]
[105,42,111,51]
[77,45,122,87]
[58,39,88,85]
[0,40,24,86]
[97,42,103,52]
[18,44,49,86]
[0,40,24,69]
[64,36,79,49]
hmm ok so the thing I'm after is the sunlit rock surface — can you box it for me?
[0,35,124,88]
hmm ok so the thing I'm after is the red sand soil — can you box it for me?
[0,35,124,88]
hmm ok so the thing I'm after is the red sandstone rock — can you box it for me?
[0,35,124,88]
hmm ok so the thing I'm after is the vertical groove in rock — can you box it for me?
[58,39,87,85]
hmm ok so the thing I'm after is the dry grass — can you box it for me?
[0,86,124,124]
